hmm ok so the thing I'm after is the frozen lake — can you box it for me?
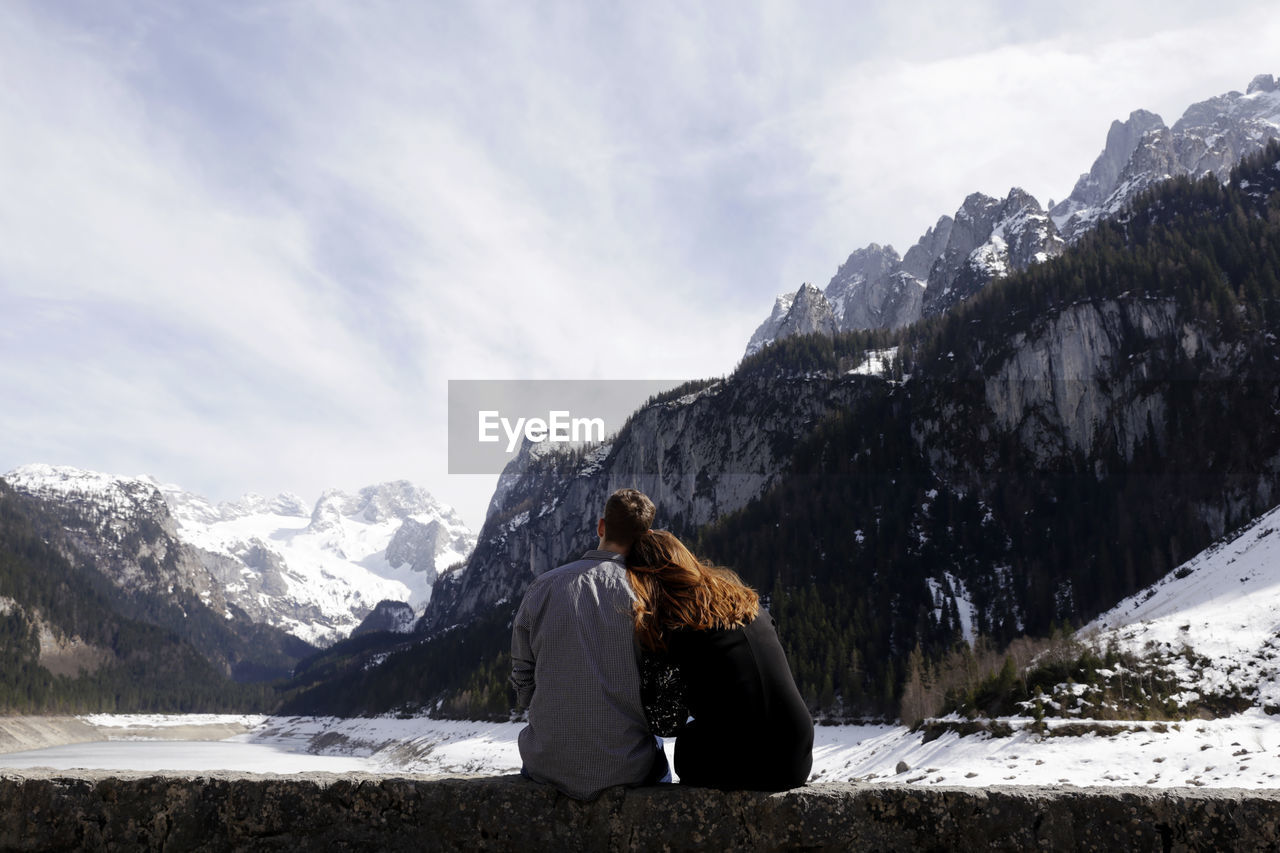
[0,739,382,774]
[2,714,1279,788]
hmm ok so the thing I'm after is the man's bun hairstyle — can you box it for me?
[602,488,656,548]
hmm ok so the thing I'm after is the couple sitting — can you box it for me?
[510,488,813,800]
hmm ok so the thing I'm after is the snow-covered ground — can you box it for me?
[3,713,1280,788]
[848,347,899,377]
[1085,503,1280,710]
[810,712,1280,788]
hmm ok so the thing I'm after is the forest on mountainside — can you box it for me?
[0,483,283,713]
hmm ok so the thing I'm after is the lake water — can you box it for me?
[0,739,383,773]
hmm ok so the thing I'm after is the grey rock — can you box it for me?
[901,216,954,282]
[232,539,292,598]
[423,372,870,633]
[386,517,454,584]
[1051,109,1167,230]
[981,300,1186,465]
[826,245,924,332]
[745,184,1062,355]
[352,600,417,636]
[775,282,837,340]
[1248,73,1277,95]
[742,283,837,358]
[744,291,797,357]
[3,771,1279,852]
[922,188,1064,318]
[1053,75,1280,241]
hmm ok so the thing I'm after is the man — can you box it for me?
[509,487,666,800]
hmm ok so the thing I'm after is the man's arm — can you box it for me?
[509,595,536,709]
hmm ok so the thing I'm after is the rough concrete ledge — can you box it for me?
[2,771,1279,852]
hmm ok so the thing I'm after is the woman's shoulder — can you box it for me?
[667,618,753,648]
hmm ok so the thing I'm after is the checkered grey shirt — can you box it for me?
[510,549,659,800]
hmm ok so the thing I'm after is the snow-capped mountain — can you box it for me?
[3,464,475,646]
[745,187,1062,356]
[920,188,1063,318]
[1086,501,1280,713]
[745,73,1280,356]
[1052,74,1280,241]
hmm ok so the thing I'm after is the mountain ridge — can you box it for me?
[747,73,1280,357]
[3,464,475,646]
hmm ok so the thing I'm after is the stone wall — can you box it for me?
[2,771,1279,852]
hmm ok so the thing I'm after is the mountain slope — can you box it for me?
[422,371,876,633]
[0,482,281,711]
[5,466,475,646]
[1087,501,1280,713]
[698,141,1280,715]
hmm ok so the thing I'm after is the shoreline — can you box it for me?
[3,712,1280,789]
[0,715,263,755]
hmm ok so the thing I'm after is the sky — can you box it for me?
[1,0,1278,531]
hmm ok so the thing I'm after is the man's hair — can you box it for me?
[602,488,655,548]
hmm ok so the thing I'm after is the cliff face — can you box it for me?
[423,372,870,632]
[981,299,1189,463]
[3,771,1279,853]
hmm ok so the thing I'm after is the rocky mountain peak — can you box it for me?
[4,464,174,533]
[308,488,352,533]
[744,284,836,357]
[385,517,455,585]
[955,192,1001,226]
[744,292,799,358]
[825,243,924,334]
[351,600,417,636]
[270,492,309,517]
[775,283,837,341]
[1248,74,1278,95]
[901,216,954,281]
[922,187,1063,318]
[825,245,901,322]
[353,480,443,523]
[1053,75,1280,241]
[742,77,1278,356]
[833,244,900,281]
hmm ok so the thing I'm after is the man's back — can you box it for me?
[510,549,659,800]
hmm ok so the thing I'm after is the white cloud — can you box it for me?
[786,7,1280,268]
[1,0,1277,528]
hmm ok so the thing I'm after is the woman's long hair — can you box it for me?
[625,529,759,652]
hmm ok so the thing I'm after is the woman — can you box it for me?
[625,530,813,791]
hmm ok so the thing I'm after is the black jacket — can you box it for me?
[642,609,813,791]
